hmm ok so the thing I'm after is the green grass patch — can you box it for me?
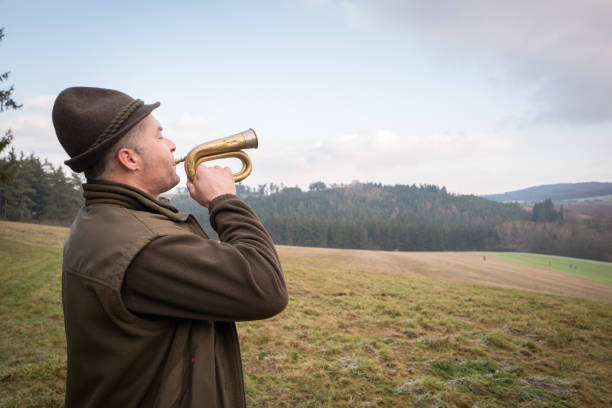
[0,223,66,408]
[564,194,612,202]
[430,359,499,379]
[481,251,612,285]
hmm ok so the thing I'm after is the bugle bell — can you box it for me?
[175,129,258,182]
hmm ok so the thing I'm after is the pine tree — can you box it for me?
[0,130,16,183]
[0,28,22,183]
[532,198,559,222]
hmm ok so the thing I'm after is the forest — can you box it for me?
[174,182,612,262]
[0,152,610,262]
[172,182,527,251]
[0,153,83,224]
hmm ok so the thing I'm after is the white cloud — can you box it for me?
[246,128,515,192]
[1,97,605,196]
[336,0,612,124]
[172,113,214,138]
[307,130,510,166]
[164,112,218,153]
[0,95,65,167]
[25,95,56,111]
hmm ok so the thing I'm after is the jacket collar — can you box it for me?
[83,180,189,222]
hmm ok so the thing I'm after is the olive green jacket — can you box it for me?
[62,181,287,407]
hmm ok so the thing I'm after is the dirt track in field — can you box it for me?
[277,246,612,302]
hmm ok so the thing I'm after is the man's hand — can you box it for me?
[187,165,237,207]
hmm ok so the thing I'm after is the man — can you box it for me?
[52,87,288,407]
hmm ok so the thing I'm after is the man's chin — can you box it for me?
[155,176,181,196]
[164,177,180,193]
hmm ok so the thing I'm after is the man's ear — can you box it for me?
[116,148,140,171]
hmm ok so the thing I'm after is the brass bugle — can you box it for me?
[174,129,258,182]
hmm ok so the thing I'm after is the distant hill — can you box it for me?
[166,181,611,261]
[482,182,612,203]
[170,182,529,251]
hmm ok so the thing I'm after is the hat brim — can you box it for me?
[65,102,160,172]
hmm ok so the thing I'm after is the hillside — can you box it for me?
[169,182,612,262]
[170,183,529,252]
[279,246,612,301]
[482,182,612,203]
[1,220,611,407]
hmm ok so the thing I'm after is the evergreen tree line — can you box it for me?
[0,153,83,224]
[1,27,22,186]
[531,198,563,222]
[171,182,611,261]
[495,219,612,262]
[172,182,528,251]
[1,148,609,262]
[258,216,496,251]
[248,183,526,251]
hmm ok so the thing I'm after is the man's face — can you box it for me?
[136,115,180,196]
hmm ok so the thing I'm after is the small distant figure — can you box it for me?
[569,264,573,269]
[483,255,486,261]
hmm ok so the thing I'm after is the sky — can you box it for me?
[1,0,611,195]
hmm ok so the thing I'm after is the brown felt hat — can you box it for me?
[52,87,160,172]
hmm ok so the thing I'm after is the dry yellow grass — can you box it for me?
[278,245,612,302]
[1,221,611,407]
[239,247,612,407]
[0,220,68,249]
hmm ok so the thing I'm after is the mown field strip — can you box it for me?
[481,251,612,285]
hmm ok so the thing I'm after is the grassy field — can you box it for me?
[0,222,67,407]
[481,252,612,285]
[564,194,612,202]
[1,220,611,407]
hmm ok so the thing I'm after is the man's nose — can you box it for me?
[166,138,176,152]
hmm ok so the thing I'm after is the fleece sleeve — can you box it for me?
[121,194,288,321]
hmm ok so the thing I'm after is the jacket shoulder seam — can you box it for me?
[65,267,115,289]
[126,207,190,236]
[121,207,159,235]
